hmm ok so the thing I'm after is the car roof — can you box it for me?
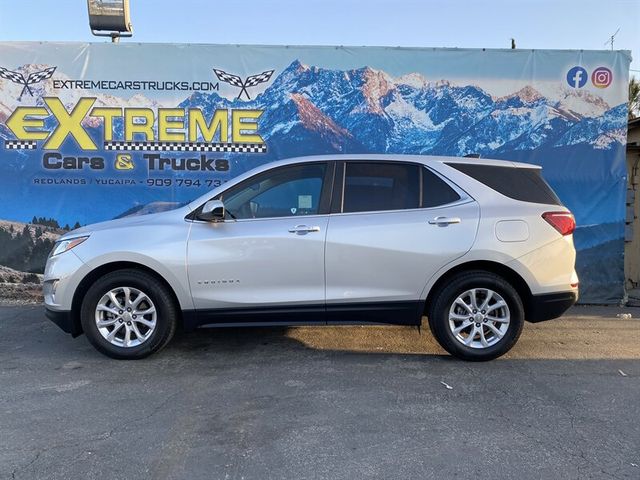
[267,154,540,170]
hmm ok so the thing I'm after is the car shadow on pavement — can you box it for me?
[166,324,451,362]
[169,325,309,353]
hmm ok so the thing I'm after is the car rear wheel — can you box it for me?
[428,270,524,361]
[80,269,177,359]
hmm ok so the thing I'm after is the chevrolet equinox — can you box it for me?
[44,154,578,361]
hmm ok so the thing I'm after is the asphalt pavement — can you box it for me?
[1,305,639,480]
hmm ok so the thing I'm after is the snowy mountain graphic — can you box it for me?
[177,60,626,159]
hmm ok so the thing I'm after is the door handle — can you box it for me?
[428,216,461,226]
[288,225,321,234]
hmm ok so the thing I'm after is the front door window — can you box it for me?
[222,163,328,219]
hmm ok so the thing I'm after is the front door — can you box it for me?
[187,162,333,321]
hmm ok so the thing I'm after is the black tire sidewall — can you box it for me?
[429,271,524,361]
[80,269,177,359]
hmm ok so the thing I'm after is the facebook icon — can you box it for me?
[567,66,588,88]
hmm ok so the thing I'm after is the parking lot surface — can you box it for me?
[1,305,639,480]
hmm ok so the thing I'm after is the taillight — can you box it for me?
[542,211,575,236]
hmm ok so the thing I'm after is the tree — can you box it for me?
[21,224,32,240]
[73,221,81,230]
[630,77,640,119]
[31,216,61,229]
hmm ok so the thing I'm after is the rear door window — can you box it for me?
[342,162,420,213]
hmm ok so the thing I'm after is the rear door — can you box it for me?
[324,160,480,324]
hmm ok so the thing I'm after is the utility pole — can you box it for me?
[604,28,620,50]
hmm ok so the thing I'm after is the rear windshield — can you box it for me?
[447,163,562,206]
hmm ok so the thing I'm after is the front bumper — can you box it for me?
[45,308,82,337]
[43,250,88,311]
[526,291,578,323]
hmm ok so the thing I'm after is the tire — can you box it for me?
[80,269,178,359]
[427,270,524,361]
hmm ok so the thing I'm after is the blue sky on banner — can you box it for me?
[0,0,637,74]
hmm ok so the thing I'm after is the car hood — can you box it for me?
[57,205,192,241]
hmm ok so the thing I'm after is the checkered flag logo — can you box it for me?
[244,70,275,88]
[0,66,56,100]
[0,67,24,84]
[213,69,244,88]
[213,68,275,100]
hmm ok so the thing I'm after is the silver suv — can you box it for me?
[44,155,578,361]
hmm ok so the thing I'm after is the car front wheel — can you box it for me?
[80,269,178,359]
[428,270,524,361]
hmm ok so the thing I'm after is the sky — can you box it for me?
[0,0,638,76]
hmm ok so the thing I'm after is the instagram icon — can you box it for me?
[592,67,612,88]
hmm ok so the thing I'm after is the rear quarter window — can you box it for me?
[447,163,562,206]
[422,168,461,207]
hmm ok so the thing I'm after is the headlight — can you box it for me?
[51,236,89,257]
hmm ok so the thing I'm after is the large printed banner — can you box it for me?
[0,43,631,303]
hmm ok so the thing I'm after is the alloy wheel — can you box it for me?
[448,288,510,349]
[94,286,157,348]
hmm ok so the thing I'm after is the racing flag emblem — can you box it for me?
[213,68,275,100]
[0,66,57,100]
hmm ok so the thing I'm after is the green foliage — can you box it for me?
[630,77,640,120]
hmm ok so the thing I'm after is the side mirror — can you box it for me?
[197,200,225,222]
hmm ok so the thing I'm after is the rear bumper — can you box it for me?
[45,307,82,337]
[526,291,578,323]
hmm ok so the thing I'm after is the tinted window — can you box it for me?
[343,162,420,213]
[222,163,327,219]
[422,168,461,207]
[448,163,561,206]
